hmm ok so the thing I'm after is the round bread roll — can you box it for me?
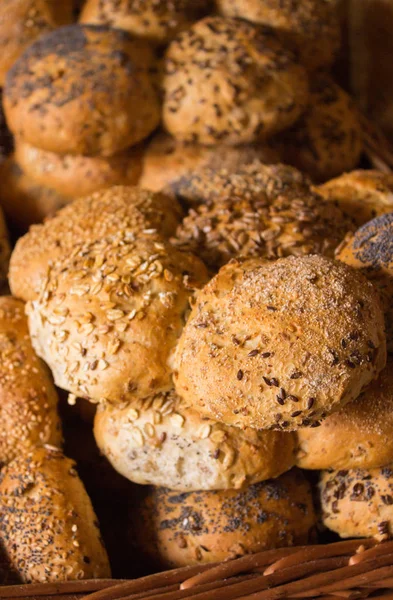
[80,0,210,44]
[133,469,316,567]
[162,16,309,145]
[15,139,143,198]
[27,236,208,404]
[3,25,160,156]
[297,358,393,470]
[0,446,111,582]
[316,170,393,227]
[216,0,340,71]
[0,297,62,466]
[94,389,296,491]
[139,132,279,192]
[336,213,393,352]
[320,466,393,539]
[9,185,183,302]
[172,162,353,270]
[273,75,363,182]
[173,254,386,431]
[0,157,71,233]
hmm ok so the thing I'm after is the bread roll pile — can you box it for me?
[0,0,392,583]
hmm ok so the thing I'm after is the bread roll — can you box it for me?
[139,132,279,192]
[172,162,353,270]
[27,236,208,403]
[320,466,393,539]
[162,17,309,145]
[273,75,363,182]
[0,446,111,582]
[336,213,393,352]
[133,469,316,567]
[297,358,393,470]
[216,0,340,71]
[173,254,386,430]
[0,157,71,233]
[3,25,160,156]
[9,185,183,302]
[15,139,143,198]
[94,389,296,491]
[317,169,393,227]
[80,0,210,44]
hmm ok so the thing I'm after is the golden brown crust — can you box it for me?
[273,75,363,182]
[0,446,111,582]
[133,469,316,567]
[27,236,208,403]
[80,0,210,43]
[173,254,386,430]
[3,25,160,156]
[297,358,393,470]
[14,139,143,198]
[317,170,393,227]
[139,132,279,192]
[0,297,62,466]
[171,162,353,270]
[0,157,71,233]
[216,0,340,71]
[94,389,296,491]
[9,185,183,302]
[320,466,393,539]
[336,213,393,352]
[162,17,309,145]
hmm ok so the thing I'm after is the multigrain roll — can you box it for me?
[9,186,183,302]
[27,236,208,403]
[171,162,353,270]
[139,132,278,192]
[216,0,340,71]
[15,139,144,198]
[0,446,111,582]
[0,297,62,466]
[133,469,316,567]
[297,359,393,470]
[0,157,71,233]
[336,213,393,351]
[273,75,363,182]
[320,466,393,539]
[173,255,386,430]
[3,25,160,156]
[317,170,393,227]
[80,0,210,44]
[162,17,309,145]
[94,389,296,491]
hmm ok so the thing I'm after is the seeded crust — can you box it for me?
[139,132,279,192]
[0,297,62,467]
[320,466,393,539]
[14,139,143,198]
[0,157,71,233]
[297,358,393,471]
[216,0,340,71]
[133,469,315,567]
[317,170,393,227]
[0,446,111,582]
[273,75,363,182]
[94,389,296,491]
[162,16,309,145]
[172,162,353,271]
[80,0,210,44]
[3,25,160,156]
[27,235,208,403]
[336,213,393,352]
[173,255,386,431]
[9,185,183,302]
